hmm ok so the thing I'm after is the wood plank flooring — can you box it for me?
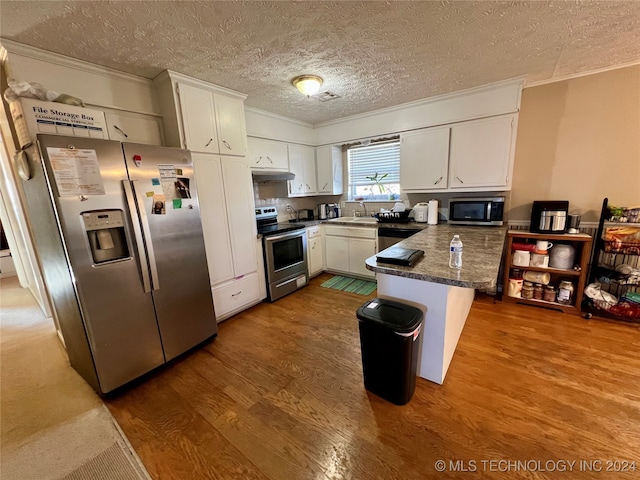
[106,273,640,479]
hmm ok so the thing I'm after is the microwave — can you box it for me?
[448,197,505,226]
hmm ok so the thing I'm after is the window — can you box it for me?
[347,140,400,200]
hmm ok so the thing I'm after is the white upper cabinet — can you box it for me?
[400,127,450,192]
[177,83,219,153]
[316,145,343,195]
[399,113,517,193]
[154,72,248,157]
[288,144,317,196]
[104,110,164,145]
[247,137,289,170]
[448,114,516,189]
[214,95,247,156]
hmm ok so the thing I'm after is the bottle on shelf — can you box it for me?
[557,280,574,305]
[449,235,463,269]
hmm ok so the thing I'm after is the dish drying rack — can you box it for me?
[582,198,640,322]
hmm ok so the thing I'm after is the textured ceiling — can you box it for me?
[1,1,639,125]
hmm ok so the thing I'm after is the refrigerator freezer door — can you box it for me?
[122,142,217,360]
[37,135,166,393]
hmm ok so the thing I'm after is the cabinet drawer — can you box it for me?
[212,273,261,319]
[307,225,322,238]
[325,225,376,239]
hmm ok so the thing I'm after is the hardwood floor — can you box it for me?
[106,273,640,479]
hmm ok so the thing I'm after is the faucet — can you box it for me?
[286,204,298,220]
[359,201,367,217]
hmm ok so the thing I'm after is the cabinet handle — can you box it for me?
[322,183,328,190]
[113,125,129,138]
[231,291,242,297]
[305,183,311,190]
[222,140,231,150]
[256,156,263,164]
[266,156,273,164]
[434,176,443,185]
[455,175,464,184]
[205,138,214,147]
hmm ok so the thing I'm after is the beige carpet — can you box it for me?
[0,276,150,480]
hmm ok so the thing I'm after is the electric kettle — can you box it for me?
[318,203,329,220]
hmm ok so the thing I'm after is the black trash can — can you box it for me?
[357,298,423,405]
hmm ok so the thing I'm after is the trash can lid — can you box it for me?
[356,298,423,333]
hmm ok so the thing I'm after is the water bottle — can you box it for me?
[449,234,463,269]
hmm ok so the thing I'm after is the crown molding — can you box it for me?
[0,38,154,86]
[314,77,525,129]
[245,107,314,128]
[524,60,640,89]
[153,69,247,101]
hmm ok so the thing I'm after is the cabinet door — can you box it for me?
[221,159,258,277]
[192,154,234,285]
[349,238,376,278]
[400,127,449,191]
[247,138,289,170]
[105,111,164,145]
[325,236,349,273]
[316,145,343,194]
[302,146,317,194]
[308,236,324,276]
[449,115,514,189]
[287,144,306,196]
[214,94,247,156]
[177,83,219,153]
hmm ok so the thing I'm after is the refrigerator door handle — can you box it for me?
[122,180,151,293]
[131,180,160,291]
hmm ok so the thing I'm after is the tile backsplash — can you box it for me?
[253,180,510,224]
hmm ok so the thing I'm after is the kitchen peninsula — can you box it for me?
[365,225,507,384]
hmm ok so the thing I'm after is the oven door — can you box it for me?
[264,229,308,284]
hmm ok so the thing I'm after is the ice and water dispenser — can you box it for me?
[82,210,130,264]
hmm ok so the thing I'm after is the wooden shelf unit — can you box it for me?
[503,231,592,314]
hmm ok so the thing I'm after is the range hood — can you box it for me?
[251,170,295,182]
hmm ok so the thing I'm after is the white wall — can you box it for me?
[1,39,159,115]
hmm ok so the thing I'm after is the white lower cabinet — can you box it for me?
[192,153,261,321]
[325,226,377,279]
[307,225,324,277]
[212,273,261,320]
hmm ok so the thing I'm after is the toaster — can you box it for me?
[298,209,314,221]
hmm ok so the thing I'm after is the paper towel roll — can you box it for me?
[427,200,438,225]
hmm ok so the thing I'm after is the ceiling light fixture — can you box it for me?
[292,75,323,96]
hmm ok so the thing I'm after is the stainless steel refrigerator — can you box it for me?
[19,134,217,394]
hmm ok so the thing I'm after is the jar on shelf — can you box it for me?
[510,268,523,279]
[522,281,534,300]
[557,280,574,305]
[533,283,544,300]
[543,285,556,302]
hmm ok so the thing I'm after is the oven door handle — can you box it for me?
[264,231,305,243]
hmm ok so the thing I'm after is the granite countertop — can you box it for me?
[365,224,507,290]
[322,218,429,230]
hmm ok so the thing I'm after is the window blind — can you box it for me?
[347,141,400,187]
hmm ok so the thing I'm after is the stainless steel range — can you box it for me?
[256,206,308,301]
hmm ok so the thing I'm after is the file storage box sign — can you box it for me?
[10,98,108,148]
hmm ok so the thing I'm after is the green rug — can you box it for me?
[321,275,377,295]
